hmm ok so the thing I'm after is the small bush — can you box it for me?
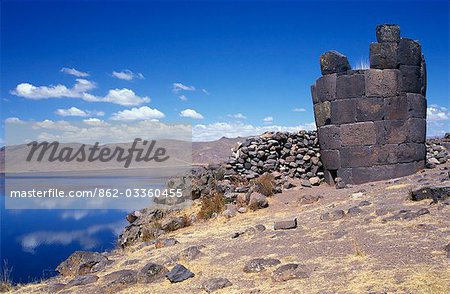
[254,173,275,196]
[197,193,225,220]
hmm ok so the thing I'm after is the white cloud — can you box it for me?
[5,117,25,124]
[172,82,195,93]
[228,113,247,119]
[11,79,149,106]
[202,89,210,95]
[60,67,89,77]
[427,105,450,121]
[110,106,165,121]
[293,108,306,112]
[112,70,144,81]
[192,122,316,141]
[83,118,109,126]
[55,107,87,117]
[180,109,204,119]
[263,116,274,123]
[179,95,188,101]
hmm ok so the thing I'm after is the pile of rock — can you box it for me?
[224,131,324,182]
[426,134,450,168]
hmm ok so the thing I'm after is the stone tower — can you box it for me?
[311,24,427,185]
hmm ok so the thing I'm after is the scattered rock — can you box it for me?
[66,275,99,288]
[347,206,363,216]
[271,264,309,282]
[238,207,248,213]
[299,195,321,205]
[248,192,269,210]
[202,277,233,293]
[301,180,312,188]
[309,177,321,186]
[351,192,364,199]
[176,246,204,262]
[161,216,188,232]
[56,251,111,277]
[166,264,195,283]
[155,238,178,249]
[138,262,168,283]
[122,259,140,266]
[46,283,66,293]
[320,210,345,221]
[274,218,297,230]
[254,224,266,232]
[335,177,346,189]
[383,208,430,222]
[445,243,450,258]
[103,270,138,292]
[358,200,371,207]
[410,185,450,203]
[243,258,281,273]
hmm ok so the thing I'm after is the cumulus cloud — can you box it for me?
[10,79,150,106]
[293,108,306,112]
[263,116,274,123]
[60,67,89,77]
[172,82,195,93]
[192,122,316,142]
[83,118,109,126]
[228,113,247,119]
[110,106,165,121]
[180,109,204,119]
[179,95,188,101]
[112,70,144,81]
[55,107,105,117]
[5,117,25,124]
[427,105,450,121]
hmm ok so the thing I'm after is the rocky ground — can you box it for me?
[13,159,450,293]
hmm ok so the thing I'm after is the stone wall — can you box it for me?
[311,24,427,185]
[225,131,324,181]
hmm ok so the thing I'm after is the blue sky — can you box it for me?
[1,0,449,141]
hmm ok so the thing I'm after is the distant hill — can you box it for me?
[192,136,246,165]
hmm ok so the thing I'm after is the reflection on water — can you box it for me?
[0,177,140,284]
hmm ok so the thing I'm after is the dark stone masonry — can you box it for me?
[311,24,427,185]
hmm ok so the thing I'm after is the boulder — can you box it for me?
[56,251,111,277]
[320,51,351,75]
[202,278,233,293]
[166,264,195,283]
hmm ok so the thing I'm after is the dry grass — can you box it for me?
[197,193,225,220]
[254,173,275,196]
[0,261,13,293]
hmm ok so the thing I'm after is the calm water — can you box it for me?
[0,176,162,284]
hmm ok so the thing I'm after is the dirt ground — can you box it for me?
[15,163,450,294]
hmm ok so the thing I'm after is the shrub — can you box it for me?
[197,193,225,220]
[254,173,275,196]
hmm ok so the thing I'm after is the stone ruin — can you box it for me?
[311,24,427,185]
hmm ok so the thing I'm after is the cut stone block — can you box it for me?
[313,102,331,127]
[365,69,399,97]
[384,95,408,120]
[311,84,319,104]
[399,65,421,93]
[406,93,426,119]
[398,38,422,66]
[370,42,398,69]
[371,143,426,165]
[336,74,365,98]
[376,24,400,43]
[340,146,372,167]
[341,122,376,146]
[316,74,337,102]
[420,56,427,96]
[356,97,384,121]
[331,99,356,124]
[321,150,341,170]
[318,125,341,150]
[320,51,351,75]
[407,118,426,143]
[375,120,408,145]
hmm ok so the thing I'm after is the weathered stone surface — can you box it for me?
[314,102,331,127]
[316,74,337,102]
[321,150,341,170]
[356,97,384,122]
[155,238,178,249]
[243,258,281,273]
[347,206,363,216]
[166,264,195,283]
[398,38,422,66]
[311,84,319,104]
[56,251,110,277]
[371,143,425,165]
[202,278,232,293]
[318,125,341,150]
[376,24,400,43]
[420,56,427,96]
[248,192,269,209]
[400,65,421,93]
[320,51,351,75]
[336,74,365,98]
[370,42,398,69]
[320,210,345,221]
[365,69,399,97]
[410,185,450,203]
[274,218,297,230]
[103,270,138,292]
[298,194,321,205]
[66,275,99,288]
[271,264,309,282]
[351,161,424,184]
[375,120,408,145]
[330,99,356,124]
[407,118,426,143]
[175,246,204,262]
[406,93,426,119]
[384,95,408,120]
[138,262,168,283]
[341,122,376,146]
[340,146,372,167]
